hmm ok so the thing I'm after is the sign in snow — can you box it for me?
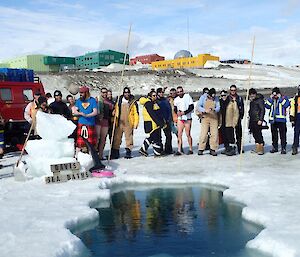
[50,162,80,173]
[46,162,91,184]
[45,171,91,184]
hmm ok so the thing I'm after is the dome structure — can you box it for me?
[174,50,193,59]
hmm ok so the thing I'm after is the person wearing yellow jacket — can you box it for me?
[139,90,166,157]
[290,85,300,155]
[111,87,139,159]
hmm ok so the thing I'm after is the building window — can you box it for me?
[23,89,33,101]
[0,88,12,101]
[110,55,114,60]
[105,55,109,60]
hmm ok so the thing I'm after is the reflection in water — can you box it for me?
[78,187,266,257]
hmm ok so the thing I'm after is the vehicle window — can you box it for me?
[23,89,33,101]
[0,88,12,101]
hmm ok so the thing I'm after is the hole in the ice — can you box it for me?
[73,184,268,257]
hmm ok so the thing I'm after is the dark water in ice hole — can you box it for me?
[76,186,267,257]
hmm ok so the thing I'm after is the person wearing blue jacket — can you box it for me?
[157,87,173,154]
[196,88,220,156]
[265,87,290,154]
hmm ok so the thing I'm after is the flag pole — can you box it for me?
[239,36,256,169]
[107,24,132,165]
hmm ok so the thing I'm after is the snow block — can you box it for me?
[26,139,74,159]
[26,157,77,177]
[36,111,76,141]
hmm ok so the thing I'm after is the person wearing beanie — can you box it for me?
[111,87,139,159]
[249,88,265,155]
[265,87,290,154]
[196,88,220,156]
[73,86,98,153]
[290,85,300,155]
[49,90,71,119]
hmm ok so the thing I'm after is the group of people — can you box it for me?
[139,84,300,157]
[18,83,300,160]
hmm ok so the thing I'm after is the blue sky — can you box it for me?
[1,0,300,65]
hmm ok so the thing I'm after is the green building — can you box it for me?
[43,56,75,65]
[75,50,129,69]
[1,55,60,72]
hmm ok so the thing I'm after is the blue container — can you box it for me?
[0,68,34,82]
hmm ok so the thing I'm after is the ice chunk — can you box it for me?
[77,152,93,172]
[36,111,76,140]
[26,157,77,177]
[26,139,74,158]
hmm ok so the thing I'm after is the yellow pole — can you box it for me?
[107,24,132,164]
[239,36,256,170]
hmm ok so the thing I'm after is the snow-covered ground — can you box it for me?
[39,63,300,97]
[0,110,299,257]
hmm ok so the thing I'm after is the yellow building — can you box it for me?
[151,53,219,70]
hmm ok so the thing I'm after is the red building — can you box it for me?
[130,54,165,65]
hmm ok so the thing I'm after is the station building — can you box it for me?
[130,54,165,65]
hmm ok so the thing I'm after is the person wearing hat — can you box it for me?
[73,86,98,153]
[196,88,220,156]
[49,90,71,118]
[265,87,290,154]
[24,90,41,135]
[290,85,300,155]
[111,87,139,159]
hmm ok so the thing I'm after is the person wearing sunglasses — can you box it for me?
[95,87,114,160]
[173,86,194,155]
[111,87,139,159]
[220,85,244,155]
[218,90,228,152]
[139,90,165,157]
